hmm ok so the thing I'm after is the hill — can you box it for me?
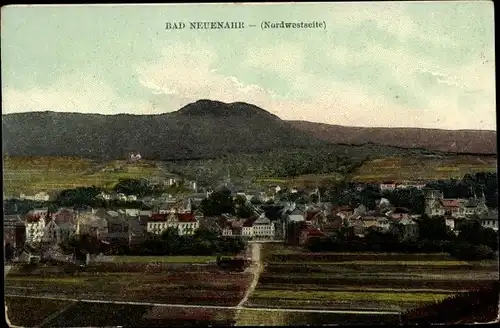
[2,100,328,161]
[288,121,497,155]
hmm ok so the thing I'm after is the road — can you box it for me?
[237,242,263,308]
[4,294,400,315]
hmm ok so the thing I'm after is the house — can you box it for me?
[380,182,397,192]
[480,209,499,231]
[96,192,111,200]
[75,210,108,238]
[396,181,426,190]
[20,192,50,202]
[287,207,305,223]
[336,205,354,220]
[390,217,419,242]
[444,216,456,231]
[299,224,326,246]
[127,195,138,202]
[376,217,391,233]
[252,215,275,240]
[318,214,344,236]
[124,208,140,217]
[116,193,127,201]
[25,214,46,244]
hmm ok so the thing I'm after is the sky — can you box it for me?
[1,2,496,130]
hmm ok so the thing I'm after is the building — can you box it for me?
[285,221,307,245]
[425,189,488,218]
[480,209,499,231]
[390,217,419,242]
[242,217,258,239]
[20,192,50,202]
[25,214,46,244]
[287,207,305,223]
[96,192,111,200]
[299,223,326,246]
[147,212,199,236]
[252,215,275,240]
[4,215,26,257]
[380,182,397,192]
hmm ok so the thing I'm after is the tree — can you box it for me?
[200,188,235,216]
[417,216,454,242]
[56,186,102,208]
[114,178,151,197]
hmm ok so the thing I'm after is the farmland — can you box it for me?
[5,296,238,327]
[351,155,497,182]
[246,244,499,312]
[5,268,253,307]
[106,255,217,263]
[3,156,171,196]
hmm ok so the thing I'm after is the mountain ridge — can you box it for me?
[2,100,496,158]
[288,120,497,155]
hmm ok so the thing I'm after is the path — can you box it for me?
[237,243,263,308]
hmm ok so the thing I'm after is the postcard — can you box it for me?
[2,2,498,327]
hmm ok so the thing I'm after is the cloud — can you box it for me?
[135,42,278,109]
[2,73,154,115]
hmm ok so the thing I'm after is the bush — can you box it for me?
[449,243,495,261]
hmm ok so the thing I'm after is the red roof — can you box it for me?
[177,213,196,222]
[337,205,352,211]
[440,199,461,208]
[150,214,169,221]
[26,214,42,223]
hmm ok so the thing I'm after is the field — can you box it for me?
[351,155,497,182]
[107,255,217,263]
[255,173,344,188]
[5,266,253,307]
[247,244,499,313]
[5,297,238,327]
[3,156,170,195]
[233,308,399,326]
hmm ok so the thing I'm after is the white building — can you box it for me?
[116,193,127,201]
[96,192,111,200]
[480,210,499,232]
[25,215,46,244]
[252,215,275,240]
[379,182,397,192]
[20,192,50,202]
[444,217,456,231]
[242,218,257,238]
[127,195,138,202]
[147,213,199,236]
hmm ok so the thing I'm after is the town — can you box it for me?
[4,169,498,265]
